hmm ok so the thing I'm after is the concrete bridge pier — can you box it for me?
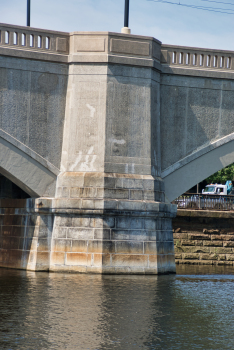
[47,33,176,274]
[0,27,176,274]
[2,24,234,273]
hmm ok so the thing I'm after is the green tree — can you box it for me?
[206,163,234,184]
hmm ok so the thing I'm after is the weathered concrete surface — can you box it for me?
[173,209,234,265]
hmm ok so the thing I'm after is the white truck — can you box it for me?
[202,181,233,195]
[176,181,234,210]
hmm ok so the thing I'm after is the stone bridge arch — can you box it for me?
[162,134,234,202]
[0,132,58,197]
[160,45,234,203]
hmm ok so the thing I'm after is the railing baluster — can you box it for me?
[26,34,30,48]
[42,36,46,50]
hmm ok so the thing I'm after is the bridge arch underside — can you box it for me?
[162,136,234,202]
[0,137,57,198]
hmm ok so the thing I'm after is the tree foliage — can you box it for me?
[206,163,234,184]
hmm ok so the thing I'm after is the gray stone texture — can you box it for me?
[53,33,176,273]
[160,47,234,200]
[49,211,175,274]
[0,55,67,196]
[160,75,232,172]
[2,28,234,202]
[0,199,53,271]
[0,61,67,169]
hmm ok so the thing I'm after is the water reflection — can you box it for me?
[0,266,234,349]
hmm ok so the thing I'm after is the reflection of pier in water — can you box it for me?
[0,268,232,349]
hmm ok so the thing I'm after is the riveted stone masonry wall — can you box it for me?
[173,210,234,265]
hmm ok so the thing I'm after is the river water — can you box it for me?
[0,265,233,350]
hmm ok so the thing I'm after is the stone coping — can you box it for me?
[0,24,161,67]
[36,198,177,217]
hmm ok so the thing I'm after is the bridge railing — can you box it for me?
[172,193,234,211]
[161,45,233,70]
[0,23,69,54]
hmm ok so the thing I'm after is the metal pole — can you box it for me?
[124,0,129,28]
[27,0,30,27]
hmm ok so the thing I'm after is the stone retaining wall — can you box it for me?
[173,210,234,265]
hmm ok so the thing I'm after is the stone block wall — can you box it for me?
[0,198,175,274]
[0,199,53,271]
[173,210,234,265]
[50,213,175,274]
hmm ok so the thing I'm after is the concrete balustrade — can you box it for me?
[0,23,69,62]
[162,45,233,70]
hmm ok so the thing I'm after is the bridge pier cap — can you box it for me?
[9,24,234,273]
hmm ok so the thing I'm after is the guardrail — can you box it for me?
[172,193,234,211]
[161,45,233,70]
[0,23,69,54]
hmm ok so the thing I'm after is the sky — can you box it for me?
[1,0,234,51]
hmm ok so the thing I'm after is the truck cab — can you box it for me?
[202,181,233,195]
[202,185,226,195]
